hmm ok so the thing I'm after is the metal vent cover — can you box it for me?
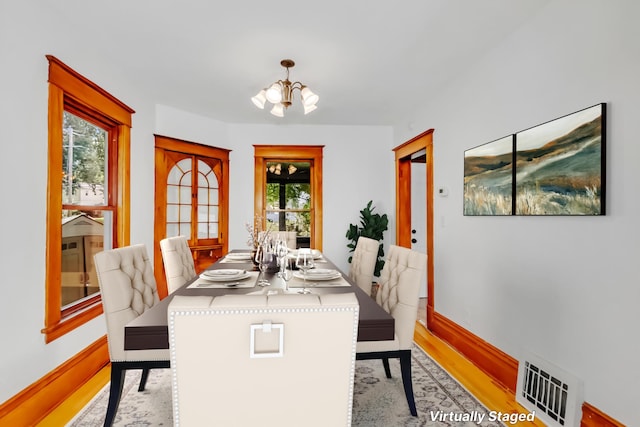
[516,351,583,427]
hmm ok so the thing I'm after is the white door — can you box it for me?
[411,159,427,298]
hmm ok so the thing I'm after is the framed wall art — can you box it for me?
[514,103,606,215]
[464,135,515,216]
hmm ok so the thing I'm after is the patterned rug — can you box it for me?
[68,344,502,426]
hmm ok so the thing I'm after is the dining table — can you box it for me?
[124,250,395,351]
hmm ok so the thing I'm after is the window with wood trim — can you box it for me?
[154,135,230,295]
[254,145,323,250]
[43,55,133,343]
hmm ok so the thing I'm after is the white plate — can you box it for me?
[306,268,338,276]
[199,271,251,282]
[225,253,252,260]
[288,249,322,259]
[201,269,245,277]
[293,271,341,281]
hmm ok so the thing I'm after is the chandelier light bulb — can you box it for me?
[270,103,284,117]
[265,83,283,103]
[301,87,319,107]
[251,89,267,109]
[303,103,317,115]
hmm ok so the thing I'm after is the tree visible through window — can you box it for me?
[61,111,108,308]
[266,161,311,239]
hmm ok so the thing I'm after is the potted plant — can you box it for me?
[345,200,389,277]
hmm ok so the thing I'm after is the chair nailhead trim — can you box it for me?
[168,305,359,426]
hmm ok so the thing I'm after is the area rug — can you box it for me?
[68,344,503,426]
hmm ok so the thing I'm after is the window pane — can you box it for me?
[167,185,179,203]
[62,112,107,206]
[209,189,218,204]
[197,205,208,222]
[61,209,109,308]
[179,223,191,237]
[166,223,179,237]
[166,204,179,222]
[179,185,191,204]
[198,187,209,204]
[197,222,208,238]
[209,206,219,222]
[180,205,191,222]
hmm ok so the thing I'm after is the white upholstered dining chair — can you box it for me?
[356,245,427,416]
[259,230,297,249]
[160,235,196,293]
[168,292,360,426]
[348,235,379,297]
[94,244,170,427]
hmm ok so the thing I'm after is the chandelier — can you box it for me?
[251,59,319,117]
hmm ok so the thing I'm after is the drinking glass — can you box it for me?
[282,267,294,292]
[275,238,289,277]
[295,250,315,294]
[256,244,273,287]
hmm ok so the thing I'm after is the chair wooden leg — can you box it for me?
[138,368,150,392]
[382,357,392,378]
[104,363,126,427]
[399,350,417,416]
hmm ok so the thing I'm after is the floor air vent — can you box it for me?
[516,352,583,427]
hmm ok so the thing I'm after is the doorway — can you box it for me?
[393,129,434,325]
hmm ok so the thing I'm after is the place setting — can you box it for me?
[187,268,257,289]
[220,252,253,263]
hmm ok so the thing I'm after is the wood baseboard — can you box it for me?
[581,402,625,427]
[0,336,109,426]
[426,306,624,427]
[428,306,518,392]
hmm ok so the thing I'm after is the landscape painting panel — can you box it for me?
[464,135,514,215]
[515,103,605,215]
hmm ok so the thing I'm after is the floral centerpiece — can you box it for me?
[245,215,271,249]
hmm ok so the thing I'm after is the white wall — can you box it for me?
[0,1,159,403]
[0,1,395,404]
[394,1,640,425]
[154,114,396,274]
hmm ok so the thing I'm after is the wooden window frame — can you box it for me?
[254,145,323,250]
[42,55,133,343]
[153,134,230,297]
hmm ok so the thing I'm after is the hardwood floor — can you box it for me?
[39,298,541,426]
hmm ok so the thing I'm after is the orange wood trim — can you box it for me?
[117,124,131,247]
[428,310,623,426]
[425,142,434,307]
[44,57,131,343]
[154,134,232,157]
[395,157,412,248]
[429,309,519,392]
[46,55,134,125]
[44,84,64,334]
[393,129,434,310]
[253,145,324,250]
[41,304,103,343]
[0,337,109,425]
[153,134,231,296]
[392,129,434,158]
[581,403,625,427]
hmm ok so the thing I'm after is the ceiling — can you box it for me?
[42,0,549,126]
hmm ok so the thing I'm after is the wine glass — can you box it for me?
[256,244,273,287]
[295,250,315,294]
[275,238,289,277]
[282,267,294,292]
